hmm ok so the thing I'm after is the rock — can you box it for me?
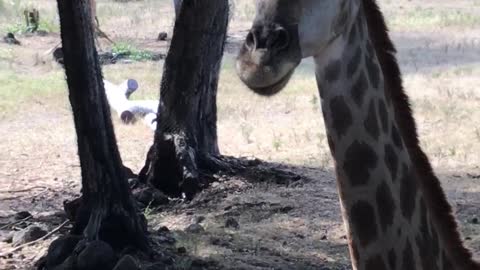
[209,237,231,248]
[14,211,32,220]
[76,240,116,270]
[185,223,204,234]
[133,187,169,207]
[1,231,14,243]
[45,235,82,269]
[157,32,168,41]
[156,226,170,233]
[113,255,140,270]
[225,217,239,229]
[3,33,20,45]
[177,246,187,254]
[12,225,48,246]
[195,216,206,224]
[471,217,479,224]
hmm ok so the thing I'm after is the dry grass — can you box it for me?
[0,0,479,269]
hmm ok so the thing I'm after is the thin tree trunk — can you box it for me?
[56,0,148,250]
[141,0,229,199]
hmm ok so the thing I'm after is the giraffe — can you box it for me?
[236,1,479,270]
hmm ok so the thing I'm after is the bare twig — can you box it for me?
[0,215,32,230]
[0,187,52,201]
[0,220,70,258]
[0,186,46,193]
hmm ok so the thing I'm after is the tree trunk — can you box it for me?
[141,0,229,199]
[56,0,148,251]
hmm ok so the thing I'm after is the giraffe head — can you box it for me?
[236,0,361,95]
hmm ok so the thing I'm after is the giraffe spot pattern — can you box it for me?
[415,198,439,269]
[388,249,397,270]
[324,60,342,83]
[364,100,380,140]
[430,219,440,259]
[347,47,362,78]
[400,164,417,221]
[384,144,399,181]
[391,125,403,150]
[348,23,358,45]
[402,239,415,270]
[352,71,369,107]
[329,96,353,138]
[376,181,396,232]
[365,255,388,270]
[343,141,378,186]
[357,21,365,40]
[378,99,389,133]
[350,201,378,247]
[442,251,453,270]
[365,54,381,89]
[366,41,375,59]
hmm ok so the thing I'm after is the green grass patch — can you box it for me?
[4,18,58,34]
[111,42,157,61]
[0,70,66,117]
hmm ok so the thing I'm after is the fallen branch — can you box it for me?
[0,186,46,193]
[0,220,70,258]
[0,215,32,230]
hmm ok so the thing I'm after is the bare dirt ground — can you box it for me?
[0,0,480,269]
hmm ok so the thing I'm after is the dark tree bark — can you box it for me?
[140,0,229,199]
[56,0,148,251]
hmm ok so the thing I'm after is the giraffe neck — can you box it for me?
[313,11,451,270]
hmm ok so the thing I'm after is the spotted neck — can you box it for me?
[313,11,453,270]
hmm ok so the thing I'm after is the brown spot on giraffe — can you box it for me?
[352,71,369,106]
[347,46,363,78]
[378,99,389,133]
[442,251,454,270]
[401,240,415,270]
[329,96,353,138]
[384,143,399,181]
[365,54,380,89]
[399,164,417,221]
[388,248,397,270]
[343,141,378,186]
[350,200,378,247]
[416,198,440,269]
[376,181,396,232]
[325,60,342,83]
[364,99,380,140]
[391,125,403,150]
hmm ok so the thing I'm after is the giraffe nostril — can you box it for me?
[270,27,289,50]
[245,30,256,51]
